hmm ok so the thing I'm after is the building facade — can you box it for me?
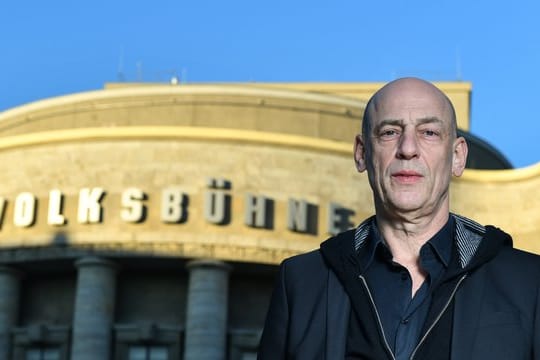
[0,82,538,360]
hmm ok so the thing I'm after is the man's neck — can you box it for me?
[374,208,450,298]
[375,210,450,262]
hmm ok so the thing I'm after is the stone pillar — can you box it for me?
[71,257,117,360]
[0,267,21,359]
[184,259,231,360]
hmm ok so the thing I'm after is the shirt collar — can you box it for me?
[424,216,454,267]
[357,216,454,271]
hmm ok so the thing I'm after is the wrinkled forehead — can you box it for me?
[367,80,454,128]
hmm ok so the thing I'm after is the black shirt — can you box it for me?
[359,217,453,360]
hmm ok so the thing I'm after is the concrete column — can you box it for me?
[184,259,231,360]
[0,266,21,359]
[71,257,117,360]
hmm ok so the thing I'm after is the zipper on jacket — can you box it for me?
[409,273,468,360]
[358,275,396,360]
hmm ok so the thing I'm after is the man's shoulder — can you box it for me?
[280,228,356,271]
[496,245,540,267]
[275,250,329,294]
[479,221,540,265]
[479,224,540,278]
[281,249,325,272]
[283,248,322,261]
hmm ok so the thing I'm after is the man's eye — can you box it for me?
[422,129,439,137]
[381,129,398,137]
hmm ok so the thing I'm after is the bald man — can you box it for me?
[258,78,540,360]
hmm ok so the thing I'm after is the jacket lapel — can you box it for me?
[449,214,487,360]
[325,267,350,359]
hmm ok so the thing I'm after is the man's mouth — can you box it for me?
[391,170,423,183]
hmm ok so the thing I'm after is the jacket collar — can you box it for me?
[353,213,485,269]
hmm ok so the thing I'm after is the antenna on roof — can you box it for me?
[181,67,187,84]
[117,46,125,82]
[136,61,143,82]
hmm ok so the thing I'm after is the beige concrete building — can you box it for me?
[0,81,538,360]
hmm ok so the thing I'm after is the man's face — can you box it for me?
[355,80,467,218]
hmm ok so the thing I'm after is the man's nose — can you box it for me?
[397,129,419,159]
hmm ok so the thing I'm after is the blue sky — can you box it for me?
[1,0,539,168]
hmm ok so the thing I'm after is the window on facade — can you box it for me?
[127,345,168,360]
[25,347,61,360]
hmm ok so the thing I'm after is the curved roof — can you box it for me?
[458,129,513,169]
[0,85,364,141]
[0,84,537,262]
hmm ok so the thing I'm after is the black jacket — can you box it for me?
[258,215,540,359]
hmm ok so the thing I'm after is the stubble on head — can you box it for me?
[355,77,467,229]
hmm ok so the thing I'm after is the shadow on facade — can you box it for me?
[0,231,276,360]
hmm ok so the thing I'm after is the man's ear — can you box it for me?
[354,135,367,172]
[452,137,468,177]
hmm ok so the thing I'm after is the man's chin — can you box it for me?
[383,198,425,216]
[388,194,424,208]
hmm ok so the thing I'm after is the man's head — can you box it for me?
[354,77,468,220]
